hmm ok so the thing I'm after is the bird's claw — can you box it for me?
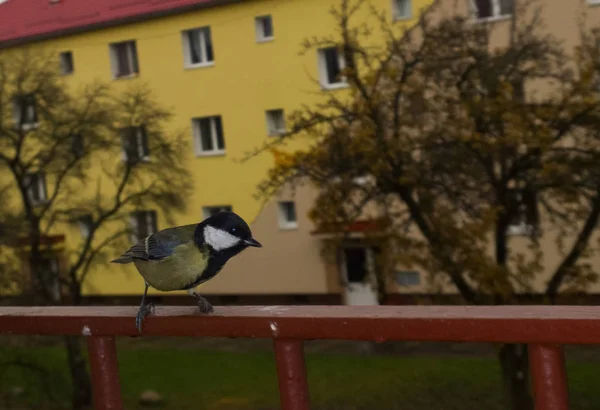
[136,302,155,333]
[196,296,214,315]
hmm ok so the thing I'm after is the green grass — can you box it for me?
[0,341,598,410]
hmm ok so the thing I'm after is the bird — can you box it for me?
[111,211,262,333]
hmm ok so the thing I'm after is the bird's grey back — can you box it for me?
[111,224,198,264]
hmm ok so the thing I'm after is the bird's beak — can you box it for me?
[244,237,262,248]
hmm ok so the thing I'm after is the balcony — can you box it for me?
[1,305,599,410]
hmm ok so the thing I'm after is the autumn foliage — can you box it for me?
[256,0,600,305]
[251,2,600,408]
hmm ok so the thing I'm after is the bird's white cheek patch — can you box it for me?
[204,226,241,251]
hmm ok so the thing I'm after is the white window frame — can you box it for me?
[202,205,232,219]
[265,109,286,136]
[130,210,157,243]
[121,126,150,162]
[396,270,420,286]
[255,15,274,42]
[470,0,512,22]
[392,0,412,20]
[317,47,347,90]
[59,51,74,75]
[192,116,225,157]
[25,172,48,205]
[331,175,373,186]
[109,40,139,79]
[278,201,298,230]
[181,26,215,69]
[506,223,536,236]
[12,94,38,130]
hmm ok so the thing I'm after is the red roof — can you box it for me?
[0,0,238,48]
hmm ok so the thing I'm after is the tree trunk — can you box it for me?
[499,344,534,410]
[64,336,93,410]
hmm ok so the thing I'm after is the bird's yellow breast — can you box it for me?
[133,243,209,291]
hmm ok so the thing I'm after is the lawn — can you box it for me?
[0,338,598,410]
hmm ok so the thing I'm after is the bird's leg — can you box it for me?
[187,288,215,314]
[136,281,155,333]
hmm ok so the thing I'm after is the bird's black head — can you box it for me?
[197,211,262,253]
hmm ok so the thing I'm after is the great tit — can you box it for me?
[111,211,262,332]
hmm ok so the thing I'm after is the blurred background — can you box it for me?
[2,0,600,409]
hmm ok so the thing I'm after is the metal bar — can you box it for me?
[529,344,569,410]
[1,306,600,344]
[87,336,123,410]
[273,339,310,410]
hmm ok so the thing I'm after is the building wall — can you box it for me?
[242,0,600,299]
[5,0,600,300]
[337,0,600,296]
[0,0,434,297]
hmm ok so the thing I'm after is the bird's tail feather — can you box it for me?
[110,255,133,264]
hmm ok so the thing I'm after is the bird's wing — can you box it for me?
[116,224,198,262]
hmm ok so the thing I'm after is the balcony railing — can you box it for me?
[1,305,599,410]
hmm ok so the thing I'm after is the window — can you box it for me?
[318,47,346,89]
[202,205,232,219]
[472,0,513,20]
[121,126,149,163]
[78,214,93,239]
[507,188,539,236]
[192,116,225,156]
[24,173,47,204]
[130,211,157,242]
[182,27,214,67]
[353,176,371,185]
[331,175,372,186]
[396,270,420,286]
[392,0,411,20]
[255,15,274,42]
[265,109,286,136]
[12,94,38,128]
[71,134,84,157]
[109,40,139,78]
[59,51,74,75]
[278,201,297,229]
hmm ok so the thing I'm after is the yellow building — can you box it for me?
[7,0,597,307]
[0,0,432,305]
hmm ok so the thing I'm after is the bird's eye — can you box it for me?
[229,227,237,234]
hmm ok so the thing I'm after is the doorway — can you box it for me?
[341,246,379,305]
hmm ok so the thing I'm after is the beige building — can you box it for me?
[204,0,600,307]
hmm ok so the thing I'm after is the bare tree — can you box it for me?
[249,1,600,409]
[0,49,192,409]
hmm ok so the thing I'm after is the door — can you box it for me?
[341,247,379,305]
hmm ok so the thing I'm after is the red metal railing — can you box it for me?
[1,305,599,410]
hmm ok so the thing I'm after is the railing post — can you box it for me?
[529,344,569,410]
[87,336,123,410]
[273,339,310,410]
